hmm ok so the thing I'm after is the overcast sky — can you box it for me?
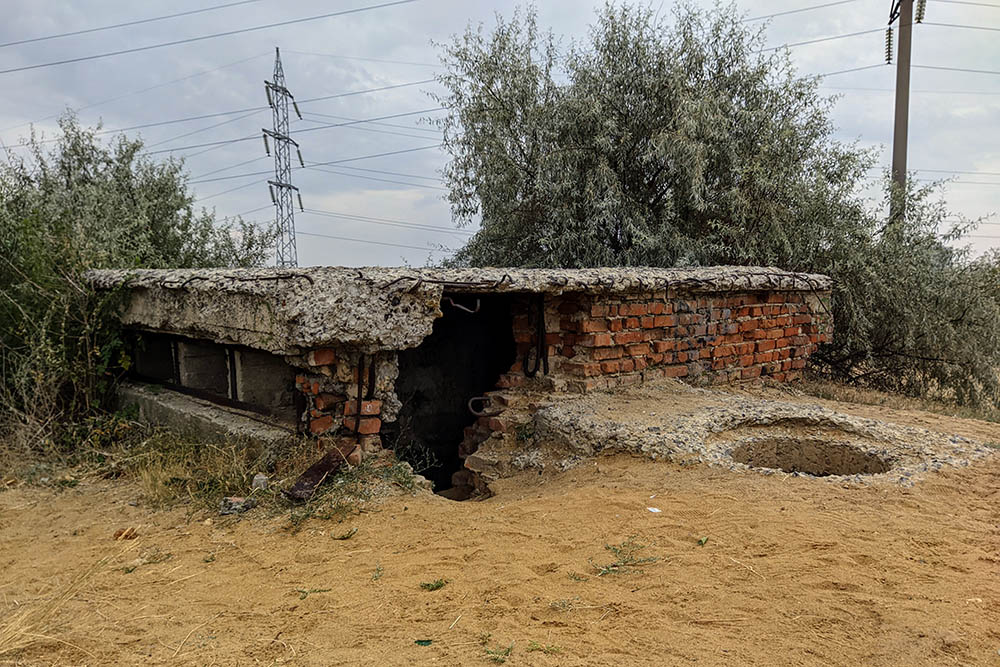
[1,0,997,267]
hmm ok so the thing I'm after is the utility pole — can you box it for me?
[887,0,924,221]
[262,47,304,267]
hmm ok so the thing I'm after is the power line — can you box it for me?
[742,0,859,22]
[931,0,1000,6]
[0,0,267,49]
[145,108,439,156]
[188,143,443,184]
[305,165,446,190]
[296,230,452,253]
[302,208,472,235]
[146,109,264,148]
[759,28,884,53]
[921,21,1000,32]
[821,85,1000,94]
[869,166,1000,176]
[285,49,437,68]
[818,63,888,77]
[0,0,420,76]
[316,163,442,182]
[0,52,268,135]
[12,79,438,149]
[299,78,437,105]
[913,64,1000,75]
[194,178,268,203]
[299,115,435,141]
[302,108,441,134]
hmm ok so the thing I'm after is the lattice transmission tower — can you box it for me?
[262,47,304,267]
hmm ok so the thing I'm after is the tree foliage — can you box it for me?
[0,115,275,437]
[434,2,1000,408]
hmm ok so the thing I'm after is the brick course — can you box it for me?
[505,289,831,393]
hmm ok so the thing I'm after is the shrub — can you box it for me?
[0,114,275,457]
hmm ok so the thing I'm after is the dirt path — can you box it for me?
[2,442,999,665]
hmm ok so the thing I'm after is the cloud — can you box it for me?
[1,0,997,263]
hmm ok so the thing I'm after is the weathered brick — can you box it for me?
[343,416,381,434]
[581,318,607,333]
[344,399,382,416]
[599,360,621,374]
[757,340,776,352]
[314,393,343,411]
[713,345,735,358]
[592,333,614,347]
[308,348,337,366]
[309,415,335,434]
[652,340,674,353]
[608,318,624,332]
[592,346,624,360]
[590,303,610,317]
[621,303,648,316]
[641,316,656,328]
[663,365,689,378]
[614,331,642,345]
[626,343,651,357]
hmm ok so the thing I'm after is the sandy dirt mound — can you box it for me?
[2,438,999,665]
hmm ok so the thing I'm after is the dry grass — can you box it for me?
[0,546,132,659]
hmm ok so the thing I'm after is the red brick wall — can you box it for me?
[499,289,832,392]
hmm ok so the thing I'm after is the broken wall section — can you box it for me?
[287,347,399,456]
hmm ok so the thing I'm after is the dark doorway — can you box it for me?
[383,294,516,492]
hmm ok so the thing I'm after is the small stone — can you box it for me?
[251,473,269,491]
[219,496,257,515]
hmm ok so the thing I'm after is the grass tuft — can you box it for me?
[420,579,447,591]
[591,536,659,576]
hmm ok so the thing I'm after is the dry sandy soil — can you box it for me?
[1,392,999,666]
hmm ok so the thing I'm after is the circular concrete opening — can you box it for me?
[730,437,891,477]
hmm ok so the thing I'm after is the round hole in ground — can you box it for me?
[730,437,891,477]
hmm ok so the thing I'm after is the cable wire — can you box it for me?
[304,165,446,190]
[145,108,439,156]
[302,208,472,235]
[188,143,443,184]
[759,28,884,53]
[0,0,420,76]
[913,64,1000,75]
[0,52,267,135]
[296,230,452,253]
[921,21,1000,32]
[285,49,437,67]
[742,0,859,22]
[0,0,267,49]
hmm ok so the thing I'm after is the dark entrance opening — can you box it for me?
[383,293,516,494]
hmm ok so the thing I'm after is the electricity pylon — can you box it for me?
[262,47,304,267]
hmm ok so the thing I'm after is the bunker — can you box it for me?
[87,266,832,497]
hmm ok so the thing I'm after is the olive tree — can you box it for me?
[432,2,1000,408]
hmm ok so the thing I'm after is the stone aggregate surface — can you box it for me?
[533,384,996,486]
[86,265,830,352]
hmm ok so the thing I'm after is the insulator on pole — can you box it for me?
[915,0,926,23]
[265,83,274,108]
[268,184,276,204]
[292,100,302,119]
[297,192,304,212]
[262,133,270,155]
[297,147,304,167]
[885,26,894,64]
